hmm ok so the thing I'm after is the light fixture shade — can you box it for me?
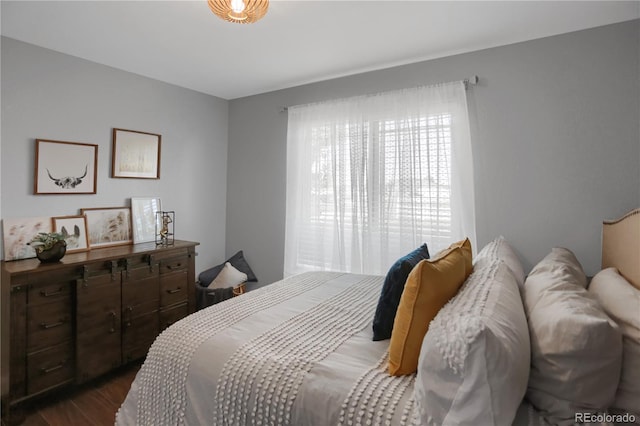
[208,0,269,24]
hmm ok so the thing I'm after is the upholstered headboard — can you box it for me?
[602,208,640,290]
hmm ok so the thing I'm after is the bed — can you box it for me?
[116,209,640,426]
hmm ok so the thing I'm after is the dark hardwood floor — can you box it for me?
[4,362,141,426]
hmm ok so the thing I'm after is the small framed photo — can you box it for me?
[2,216,52,260]
[52,215,90,253]
[81,207,133,248]
[112,128,161,179]
[131,197,162,244]
[34,139,98,194]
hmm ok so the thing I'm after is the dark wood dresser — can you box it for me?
[0,240,198,422]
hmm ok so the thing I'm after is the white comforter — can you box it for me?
[116,270,547,426]
[116,272,418,426]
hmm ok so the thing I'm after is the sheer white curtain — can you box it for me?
[284,81,475,276]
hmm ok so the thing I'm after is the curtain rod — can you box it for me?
[279,75,479,112]
[463,75,479,89]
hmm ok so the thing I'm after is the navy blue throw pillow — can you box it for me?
[372,244,430,341]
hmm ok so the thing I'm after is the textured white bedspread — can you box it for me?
[116,271,418,426]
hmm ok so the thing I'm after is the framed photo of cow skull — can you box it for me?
[34,139,98,194]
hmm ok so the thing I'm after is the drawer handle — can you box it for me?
[167,263,182,269]
[125,306,133,328]
[40,287,64,297]
[166,288,182,294]
[40,360,66,375]
[109,311,117,333]
[40,319,66,329]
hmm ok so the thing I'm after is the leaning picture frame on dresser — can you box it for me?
[1,216,52,261]
[81,207,133,248]
[131,197,162,244]
[52,215,90,253]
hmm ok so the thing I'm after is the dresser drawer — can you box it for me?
[160,271,188,308]
[160,303,189,331]
[28,280,72,306]
[159,257,188,274]
[27,299,72,353]
[154,247,190,261]
[27,341,73,395]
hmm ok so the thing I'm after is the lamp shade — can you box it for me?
[208,0,269,24]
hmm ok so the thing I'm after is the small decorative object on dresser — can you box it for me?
[156,211,175,246]
[28,232,67,263]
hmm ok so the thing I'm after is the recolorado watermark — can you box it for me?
[575,412,636,424]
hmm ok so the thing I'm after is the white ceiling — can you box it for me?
[2,1,639,100]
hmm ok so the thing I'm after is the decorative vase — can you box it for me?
[36,241,67,263]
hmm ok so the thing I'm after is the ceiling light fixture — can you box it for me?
[207,0,269,24]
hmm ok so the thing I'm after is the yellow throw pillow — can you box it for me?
[447,237,473,277]
[388,243,471,376]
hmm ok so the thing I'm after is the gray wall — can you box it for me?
[227,20,640,284]
[1,37,229,273]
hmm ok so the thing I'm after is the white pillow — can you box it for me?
[207,262,247,289]
[527,247,587,288]
[589,267,640,421]
[415,260,530,425]
[523,248,622,426]
[474,236,525,287]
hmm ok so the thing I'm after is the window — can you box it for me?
[285,82,475,276]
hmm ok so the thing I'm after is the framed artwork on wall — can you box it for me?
[52,215,90,253]
[111,128,161,179]
[131,197,162,244]
[2,216,52,260]
[34,139,98,194]
[81,207,133,248]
